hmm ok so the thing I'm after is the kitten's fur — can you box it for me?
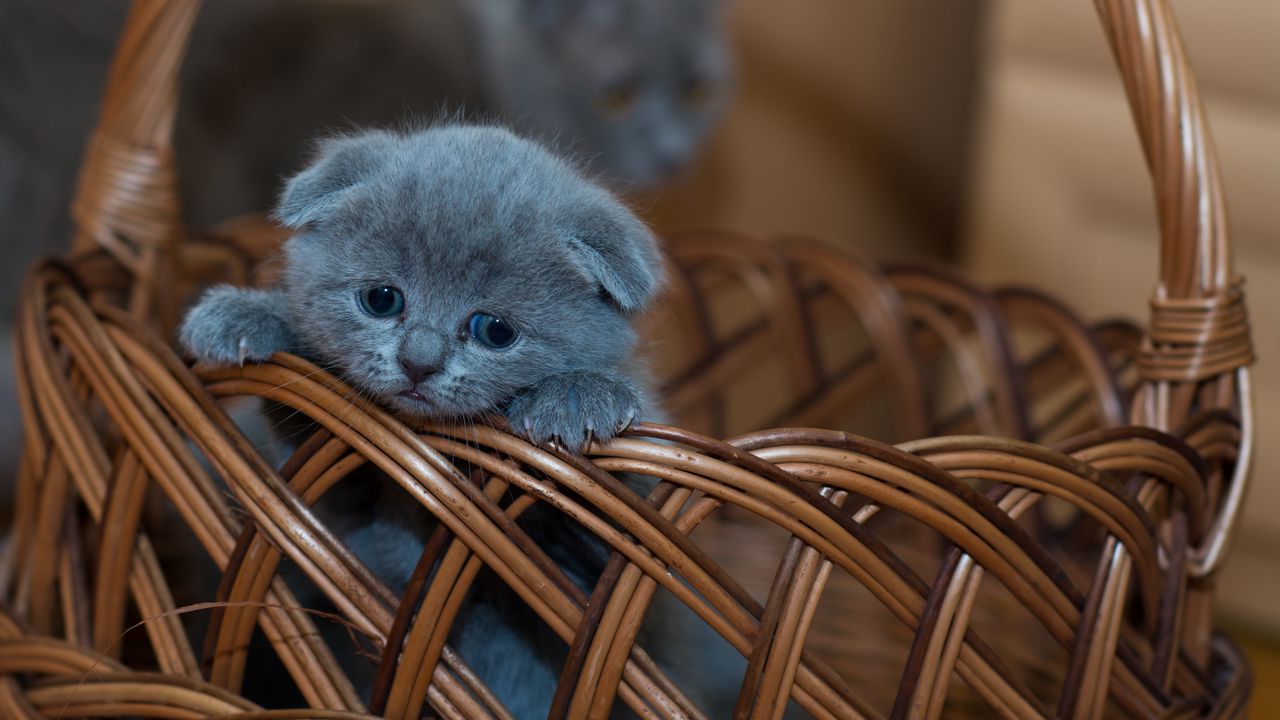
[178,0,731,225]
[179,125,664,715]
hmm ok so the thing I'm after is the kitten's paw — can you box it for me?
[179,286,294,365]
[506,371,642,453]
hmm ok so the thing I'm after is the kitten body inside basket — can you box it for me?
[177,125,710,715]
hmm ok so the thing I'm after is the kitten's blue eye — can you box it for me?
[359,286,404,318]
[468,313,517,349]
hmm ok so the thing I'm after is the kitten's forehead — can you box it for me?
[347,128,580,225]
[390,135,579,245]
[314,128,597,303]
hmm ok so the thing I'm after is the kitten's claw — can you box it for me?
[179,286,294,366]
[507,371,642,453]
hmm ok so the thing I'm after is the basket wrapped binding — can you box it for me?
[0,0,1256,718]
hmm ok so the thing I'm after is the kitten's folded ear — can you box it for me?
[274,130,397,228]
[563,194,665,314]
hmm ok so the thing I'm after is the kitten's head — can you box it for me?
[275,126,663,420]
[473,0,731,188]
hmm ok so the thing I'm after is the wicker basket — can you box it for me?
[0,0,1256,718]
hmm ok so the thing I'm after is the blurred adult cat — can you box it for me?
[178,0,732,225]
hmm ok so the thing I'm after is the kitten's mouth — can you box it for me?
[391,387,469,419]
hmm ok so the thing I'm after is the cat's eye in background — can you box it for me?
[682,76,711,108]
[596,77,640,117]
[358,285,405,318]
[468,312,517,349]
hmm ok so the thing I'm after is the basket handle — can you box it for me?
[1091,0,1253,394]
[69,0,202,319]
[1092,0,1253,576]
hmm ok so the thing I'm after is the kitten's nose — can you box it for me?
[400,358,441,385]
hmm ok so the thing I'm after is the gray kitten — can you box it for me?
[179,124,667,715]
[178,0,731,225]
[181,124,662,449]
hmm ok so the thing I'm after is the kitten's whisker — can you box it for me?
[252,364,336,398]
[238,367,379,458]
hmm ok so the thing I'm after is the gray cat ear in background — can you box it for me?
[274,130,398,228]
[562,195,664,314]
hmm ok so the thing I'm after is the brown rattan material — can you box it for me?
[0,0,1255,717]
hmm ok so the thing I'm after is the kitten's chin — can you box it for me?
[387,391,443,418]
[384,390,477,424]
